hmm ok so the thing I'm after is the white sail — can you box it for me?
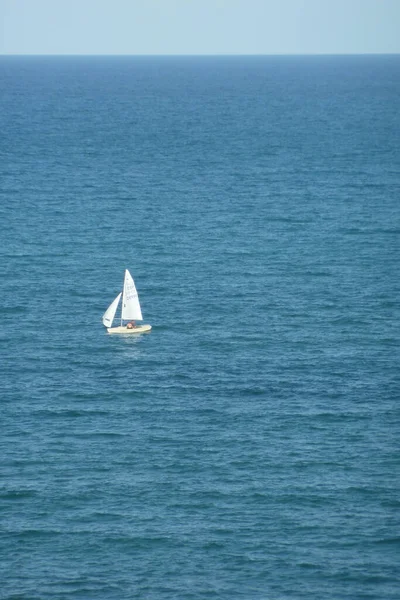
[102,292,121,327]
[121,269,143,321]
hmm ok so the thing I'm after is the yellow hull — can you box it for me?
[107,324,152,334]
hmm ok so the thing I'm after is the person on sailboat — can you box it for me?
[126,321,136,329]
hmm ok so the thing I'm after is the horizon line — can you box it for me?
[1,52,400,58]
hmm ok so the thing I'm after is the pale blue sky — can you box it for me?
[1,0,399,55]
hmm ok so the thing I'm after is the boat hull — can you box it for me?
[107,324,152,334]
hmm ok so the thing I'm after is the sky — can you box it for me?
[0,0,399,55]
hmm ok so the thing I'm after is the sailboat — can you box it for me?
[102,269,152,334]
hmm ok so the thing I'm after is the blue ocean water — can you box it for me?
[1,55,399,599]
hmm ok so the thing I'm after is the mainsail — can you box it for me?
[102,292,122,328]
[121,269,143,321]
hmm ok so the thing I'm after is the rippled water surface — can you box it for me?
[1,55,399,599]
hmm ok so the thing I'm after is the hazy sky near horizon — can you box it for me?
[1,0,399,55]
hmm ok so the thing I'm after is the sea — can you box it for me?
[0,55,399,600]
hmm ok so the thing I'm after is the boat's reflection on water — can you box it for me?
[111,329,151,359]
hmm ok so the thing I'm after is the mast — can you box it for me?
[120,271,124,327]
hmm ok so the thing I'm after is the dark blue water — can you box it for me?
[1,55,399,599]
